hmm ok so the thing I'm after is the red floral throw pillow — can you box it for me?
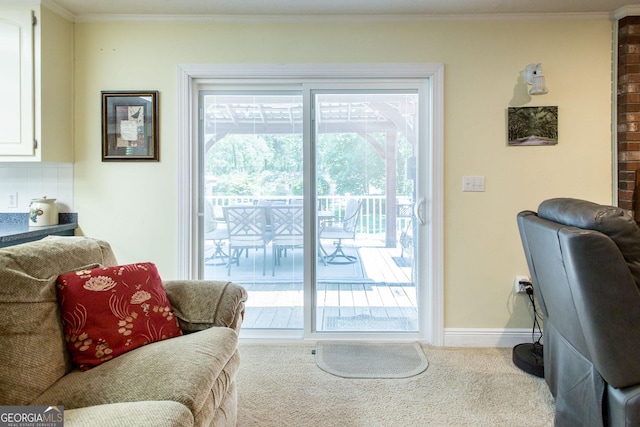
[57,262,182,370]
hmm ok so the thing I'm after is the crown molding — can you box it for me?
[74,11,611,24]
[614,5,640,20]
[0,0,74,21]
[41,0,74,21]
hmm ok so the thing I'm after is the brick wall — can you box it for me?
[618,16,640,212]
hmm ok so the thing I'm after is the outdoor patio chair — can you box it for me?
[270,205,304,276]
[397,202,414,259]
[223,205,271,276]
[255,199,287,233]
[319,198,363,265]
[204,201,228,265]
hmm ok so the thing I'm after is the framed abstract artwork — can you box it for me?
[101,91,159,161]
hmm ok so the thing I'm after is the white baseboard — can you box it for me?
[444,328,542,348]
[239,328,542,348]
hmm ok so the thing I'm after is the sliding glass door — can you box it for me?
[199,81,425,337]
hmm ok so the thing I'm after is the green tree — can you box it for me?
[207,131,413,198]
[262,135,302,173]
[508,107,558,141]
[206,134,273,176]
[317,133,385,195]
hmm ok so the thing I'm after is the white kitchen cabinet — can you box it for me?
[0,5,73,162]
[0,8,34,156]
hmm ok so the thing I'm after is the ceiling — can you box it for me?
[44,0,640,18]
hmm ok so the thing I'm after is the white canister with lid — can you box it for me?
[29,197,58,227]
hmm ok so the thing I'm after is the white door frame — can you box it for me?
[176,63,444,345]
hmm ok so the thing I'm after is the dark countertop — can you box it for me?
[0,213,78,245]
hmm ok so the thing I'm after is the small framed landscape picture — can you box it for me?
[101,91,159,161]
[507,106,558,146]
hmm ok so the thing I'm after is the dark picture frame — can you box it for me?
[101,91,159,161]
[507,106,558,146]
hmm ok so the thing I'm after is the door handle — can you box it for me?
[414,197,426,225]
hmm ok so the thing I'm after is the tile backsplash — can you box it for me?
[0,163,73,213]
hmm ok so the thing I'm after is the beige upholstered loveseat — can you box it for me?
[0,236,247,426]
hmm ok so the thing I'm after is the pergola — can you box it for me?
[202,94,417,247]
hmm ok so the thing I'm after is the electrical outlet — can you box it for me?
[514,275,531,294]
[7,192,17,208]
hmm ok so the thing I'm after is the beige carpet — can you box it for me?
[237,343,555,427]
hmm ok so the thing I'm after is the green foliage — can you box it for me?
[206,132,414,198]
[213,172,255,195]
[291,175,330,196]
[508,106,558,142]
[316,133,385,195]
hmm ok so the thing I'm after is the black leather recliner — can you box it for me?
[518,198,640,426]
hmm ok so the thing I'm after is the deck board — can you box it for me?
[206,244,417,331]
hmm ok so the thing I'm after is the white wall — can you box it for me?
[0,163,74,212]
[72,16,614,331]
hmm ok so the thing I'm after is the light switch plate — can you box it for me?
[462,176,485,192]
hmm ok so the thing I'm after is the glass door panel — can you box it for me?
[313,91,419,333]
[201,91,304,329]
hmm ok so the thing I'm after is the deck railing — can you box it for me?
[207,195,412,241]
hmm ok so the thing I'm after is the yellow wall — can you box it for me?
[73,17,613,330]
[40,6,74,162]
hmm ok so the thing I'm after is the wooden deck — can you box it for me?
[204,242,417,331]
